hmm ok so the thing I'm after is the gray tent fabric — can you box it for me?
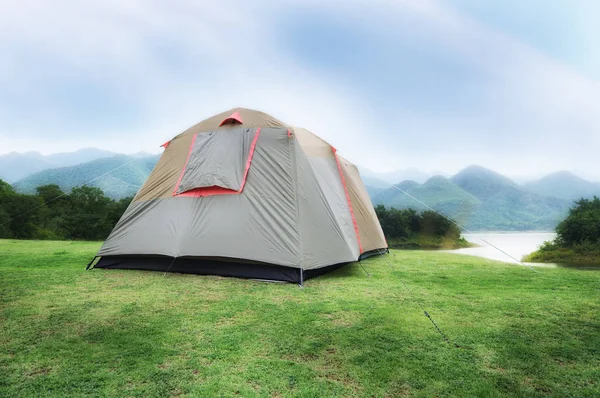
[294,148,359,269]
[94,108,387,282]
[175,127,258,194]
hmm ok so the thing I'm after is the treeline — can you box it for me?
[1,178,465,245]
[374,205,468,249]
[0,179,131,240]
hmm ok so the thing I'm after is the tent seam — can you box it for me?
[289,128,304,274]
[332,147,363,254]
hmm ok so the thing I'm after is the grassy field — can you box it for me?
[1,239,599,397]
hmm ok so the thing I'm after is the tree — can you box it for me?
[555,196,600,247]
[65,186,113,240]
[375,205,460,240]
[35,184,70,239]
[0,193,45,238]
[0,179,15,195]
[0,180,132,241]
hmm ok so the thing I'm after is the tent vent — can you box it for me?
[219,111,244,126]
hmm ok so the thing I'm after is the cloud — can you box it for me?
[0,0,598,179]
[0,0,371,155]
[298,0,600,176]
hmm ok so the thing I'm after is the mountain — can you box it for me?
[373,177,481,225]
[450,166,571,230]
[361,175,391,198]
[12,154,160,199]
[374,165,572,231]
[522,171,600,201]
[450,165,518,200]
[0,148,118,183]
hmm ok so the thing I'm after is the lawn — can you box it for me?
[1,239,599,397]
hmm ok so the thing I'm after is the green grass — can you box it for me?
[1,239,599,397]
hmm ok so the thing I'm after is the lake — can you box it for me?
[448,232,600,269]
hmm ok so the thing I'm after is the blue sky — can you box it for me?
[1,0,599,179]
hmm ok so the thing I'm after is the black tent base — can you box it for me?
[359,248,389,261]
[93,255,355,283]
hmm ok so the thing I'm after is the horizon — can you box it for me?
[1,1,599,179]
[2,145,599,184]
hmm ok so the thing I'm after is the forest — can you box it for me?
[0,180,131,240]
[0,178,466,246]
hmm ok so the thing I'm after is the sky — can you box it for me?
[1,0,599,180]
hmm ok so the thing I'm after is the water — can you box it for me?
[447,232,600,269]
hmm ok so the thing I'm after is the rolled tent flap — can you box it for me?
[173,127,261,197]
[94,108,387,282]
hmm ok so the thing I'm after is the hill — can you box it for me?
[361,175,391,198]
[373,177,481,225]
[450,166,571,230]
[0,148,121,183]
[12,155,159,199]
[522,171,600,200]
[450,165,518,200]
[374,165,572,231]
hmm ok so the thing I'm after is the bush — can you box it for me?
[524,198,600,264]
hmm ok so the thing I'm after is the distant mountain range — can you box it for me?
[0,148,153,183]
[370,165,599,231]
[522,171,600,201]
[12,154,160,199]
[2,148,599,231]
[358,166,441,185]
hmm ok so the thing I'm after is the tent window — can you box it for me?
[173,127,260,196]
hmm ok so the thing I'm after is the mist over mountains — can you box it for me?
[522,171,600,201]
[2,149,599,231]
[11,154,160,199]
[0,148,153,183]
[371,166,583,231]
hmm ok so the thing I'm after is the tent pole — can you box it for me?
[163,257,177,276]
[299,268,304,288]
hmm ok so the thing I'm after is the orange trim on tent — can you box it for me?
[332,147,363,254]
[239,127,261,192]
[172,133,198,196]
[176,186,239,197]
[160,141,170,149]
[174,128,261,197]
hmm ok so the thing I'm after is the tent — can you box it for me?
[92,108,387,283]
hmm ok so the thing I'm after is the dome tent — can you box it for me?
[91,108,387,283]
